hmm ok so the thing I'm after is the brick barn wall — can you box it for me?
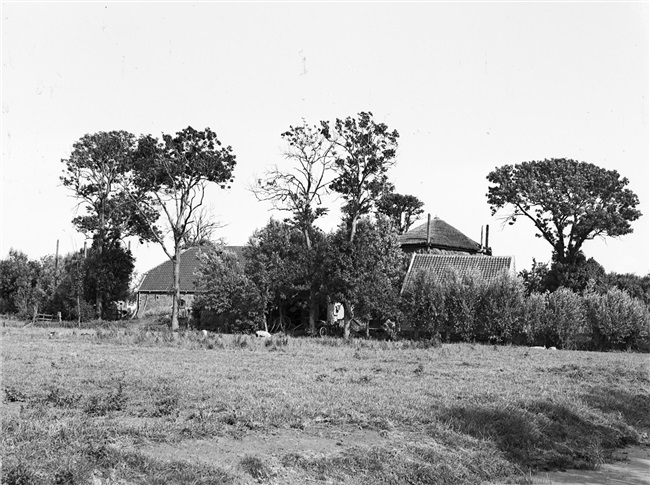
[136,293,196,318]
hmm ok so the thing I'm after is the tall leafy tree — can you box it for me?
[0,250,40,316]
[132,126,237,330]
[253,121,334,333]
[244,220,311,332]
[194,246,266,332]
[322,217,405,338]
[83,240,135,314]
[61,131,156,318]
[376,192,424,234]
[487,158,642,265]
[321,112,399,242]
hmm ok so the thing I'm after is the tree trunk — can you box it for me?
[308,286,318,335]
[326,296,335,325]
[279,303,287,332]
[170,248,181,331]
[342,300,353,340]
[349,214,360,243]
[96,211,105,320]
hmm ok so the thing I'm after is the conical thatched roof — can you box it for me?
[398,217,481,253]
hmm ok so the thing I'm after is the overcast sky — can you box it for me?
[2,2,648,277]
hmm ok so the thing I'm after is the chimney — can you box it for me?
[426,213,431,246]
[480,226,484,250]
[485,224,490,255]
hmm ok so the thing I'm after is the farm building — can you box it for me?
[398,216,488,255]
[136,245,245,318]
[402,253,516,291]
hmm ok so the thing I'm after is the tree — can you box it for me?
[252,121,335,333]
[376,192,424,234]
[322,217,405,339]
[49,251,93,323]
[253,120,334,250]
[604,272,650,307]
[544,252,606,294]
[132,126,237,330]
[244,220,312,332]
[487,158,642,266]
[61,131,157,318]
[83,240,135,315]
[180,206,225,250]
[194,246,265,332]
[321,112,399,242]
[0,250,42,317]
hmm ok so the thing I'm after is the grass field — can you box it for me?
[2,321,649,484]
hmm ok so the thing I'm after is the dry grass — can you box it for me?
[2,321,649,484]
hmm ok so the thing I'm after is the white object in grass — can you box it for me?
[256,330,271,338]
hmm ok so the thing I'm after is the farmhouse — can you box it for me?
[398,215,488,255]
[136,245,244,318]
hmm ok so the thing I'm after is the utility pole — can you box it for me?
[54,239,60,287]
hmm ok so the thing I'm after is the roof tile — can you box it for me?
[138,246,245,293]
[403,254,515,289]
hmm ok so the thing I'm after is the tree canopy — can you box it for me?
[376,191,424,234]
[253,120,334,250]
[61,131,157,246]
[487,158,642,264]
[322,112,399,241]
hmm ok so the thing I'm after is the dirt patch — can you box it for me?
[531,445,650,485]
[140,425,386,472]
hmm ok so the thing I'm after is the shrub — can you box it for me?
[541,288,586,349]
[400,269,446,339]
[521,292,547,345]
[475,273,526,343]
[584,288,650,351]
[442,269,483,342]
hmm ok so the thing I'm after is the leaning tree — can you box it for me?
[487,158,642,267]
[131,126,237,330]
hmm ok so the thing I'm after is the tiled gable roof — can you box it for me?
[402,254,515,290]
[399,217,481,253]
[138,245,245,293]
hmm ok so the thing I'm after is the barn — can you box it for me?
[136,245,245,319]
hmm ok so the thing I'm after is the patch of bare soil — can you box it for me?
[139,424,386,482]
[531,445,650,485]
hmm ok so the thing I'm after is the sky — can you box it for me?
[2,2,649,278]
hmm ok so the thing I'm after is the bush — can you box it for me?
[541,288,586,349]
[475,273,526,343]
[400,269,446,339]
[442,269,482,342]
[584,288,650,351]
[521,292,547,345]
